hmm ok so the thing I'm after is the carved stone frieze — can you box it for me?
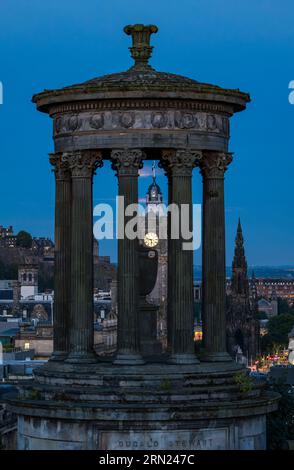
[151,111,168,128]
[53,110,229,136]
[54,114,82,134]
[89,113,104,129]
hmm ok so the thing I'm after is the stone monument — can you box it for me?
[10,24,278,450]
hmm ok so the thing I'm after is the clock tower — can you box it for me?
[139,163,168,344]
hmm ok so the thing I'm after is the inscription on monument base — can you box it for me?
[100,428,229,450]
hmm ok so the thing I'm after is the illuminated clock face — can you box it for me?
[144,232,159,248]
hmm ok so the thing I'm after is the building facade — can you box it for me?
[250,278,294,306]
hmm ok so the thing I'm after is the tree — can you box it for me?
[261,313,294,353]
[267,379,294,449]
[0,259,18,280]
[267,313,294,347]
[278,297,290,315]
[16,230,32,248]
[255,311,268,320]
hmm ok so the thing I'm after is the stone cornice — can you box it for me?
[33,86,250,116]
[48,100,234,116]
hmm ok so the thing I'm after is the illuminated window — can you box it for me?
[24,342,30,350]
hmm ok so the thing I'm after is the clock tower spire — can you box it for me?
[146,162,163,206]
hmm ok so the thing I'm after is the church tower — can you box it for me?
[18,264,38,299]
[231,218,249,297]
[146,161,163,206]
[138,163,168,343]
[226,219,260,363]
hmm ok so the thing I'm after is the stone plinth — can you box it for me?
[10,362,278,450]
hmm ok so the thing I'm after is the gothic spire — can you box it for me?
[231,218,249,296]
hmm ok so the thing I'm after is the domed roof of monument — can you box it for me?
[32,24,250,112]
[62,68,206,93]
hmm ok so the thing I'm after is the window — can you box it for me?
[24,342,30,350]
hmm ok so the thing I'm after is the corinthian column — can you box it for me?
[64,150,103,363]
[49,153,71,361]
[111,149,145,365]
[199,151,233,362]
[161,149,201,364]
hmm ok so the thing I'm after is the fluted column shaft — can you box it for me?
[49,153,71,361]
[111,149,145,365]
[64,150,102,363]
[161,150,201,364]
[200,151,233,362]
[166,169,173,354]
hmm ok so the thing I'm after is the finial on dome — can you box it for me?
[124,24,158,70]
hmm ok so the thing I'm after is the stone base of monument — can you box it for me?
[9,361,279,450]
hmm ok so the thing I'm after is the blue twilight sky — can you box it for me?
[0,0,293,266]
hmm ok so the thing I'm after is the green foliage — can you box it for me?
[278,298,290,315]
[28,389,41,400]
[233,372,253,394]
[38,271,54,292]
[255,311,268,320]
[261,312,294,353]
[0,259,18,280]
[160,378,172,391]
[16,230,32,248]
[267,379,294,449]
[53,392,71,401]
[267,314,294,347]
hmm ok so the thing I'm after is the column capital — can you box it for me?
[49,153,71,181]
[160,149,202,177]
[199,151,233,179]
[61,150,103,178]
[111,149,145,176]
